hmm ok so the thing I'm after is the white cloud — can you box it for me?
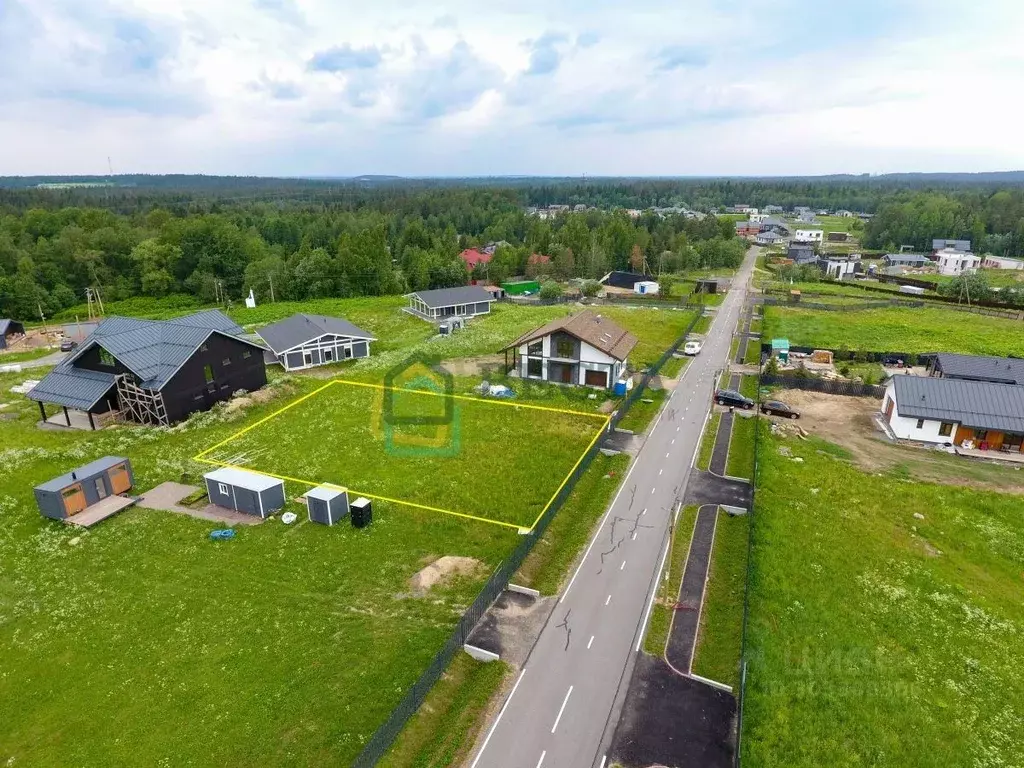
[0,0,1022,175]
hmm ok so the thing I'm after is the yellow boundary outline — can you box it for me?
[193,379,610,532]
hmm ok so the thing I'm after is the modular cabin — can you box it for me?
[305,486,350,525]
[34,456,135,523]
[204,467,285,518]
[404,286,495,322]
[257,314,375,371]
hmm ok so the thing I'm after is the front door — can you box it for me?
[585,369,608,388]
[62,485,87,516]
[324,348,333,363]
[560,365,573,384]
[94,477,108,500]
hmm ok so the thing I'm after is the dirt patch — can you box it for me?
[409,556,485,594]
[441,355,506,378]
[225,383,296,413]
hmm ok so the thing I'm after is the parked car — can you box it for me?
[59,339,78,352]
[715,389,754,409]
[761,400,800,419]
[683,341,702,355]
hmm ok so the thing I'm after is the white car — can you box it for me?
[683,341,702,356]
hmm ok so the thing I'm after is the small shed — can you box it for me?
[695,278,720,295]
[35,456,134,522]
[501,280,541,296]
[0,319,25,350]
[634,280,660,295]
[204,467,285,518]
[771,338,790,363]
[306,486,349,526]
[350,497,373,528]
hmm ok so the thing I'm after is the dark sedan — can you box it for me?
[761,400,800,419]
[714,389,754,409]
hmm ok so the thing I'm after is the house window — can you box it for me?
[222,357,232,366]
[242,350,252,359]
[98,348,115,367]
[218,482,229,496]
[975,429,988,441]
[939,422,954,437]
[527,340,543,356]
[556,339,574,358]
[204,364,214,384]
[527,358,543,378]
[916,419,924,429]
[200,343,208,352]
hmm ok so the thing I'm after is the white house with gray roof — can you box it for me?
[405,286,495,322]
[257,314,375,371]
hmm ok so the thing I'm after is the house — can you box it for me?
[204,467,285,518]
[794,229,824,244]
[882,253,932,268]
[599,271,653,290]
[735,220,760,237]
[882,375,1024,453]
[482,284,507,300]
[34,456,135,525]
[927,353,1024,386]
[501,310,637,389]
[0,319,25,350]
[826,231,850,242]
[932,238,971,252]
[749,213,769,224]
[526,253,551,273]
[257,314,375,371]
[759,218,791,235]
[819,258,857,280]
[835,209,854,217]
[27,310,267,429]
[634,280,660,295]
[460,249,492,271]
[755,231,786,246]
[982,255,1024,270]
[936,248,981,277]
[763,205,784,214]
[405,286,495,322]
[787,244,817,264]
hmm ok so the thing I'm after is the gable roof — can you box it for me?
[408,286,495,309]
[1,319,25,336]
[257,314,375,354]
[459,249,492,269]
[501,310,638,361]
[891,375,1024,433]
[932,353,1024,386]
[26,366,118,410]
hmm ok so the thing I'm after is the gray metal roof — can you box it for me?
[1,319,24,335]
[306,485,346,501]
[892,375,1024,433]
[36,456,128,493]
[933,353,1024,386]
[408,286,495,309]
[883,253,931,264]
[932,238,971,251]
[257,313,375,354]
[204,466,283,492]
[26,366,117,409]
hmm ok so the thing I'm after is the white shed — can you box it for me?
[306,485,349,526]
[634,280,660,295]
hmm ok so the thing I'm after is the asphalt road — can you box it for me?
[470,248,757,768]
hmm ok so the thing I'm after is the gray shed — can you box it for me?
[306,486,349,525]
[204,467,285,518]
[34,456,134,521]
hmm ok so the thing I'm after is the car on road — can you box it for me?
[59,339,78,352]
[683,340,702,355]
[714,389,754,409]
[761,400,800,419]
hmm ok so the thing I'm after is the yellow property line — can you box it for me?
[192,377,611,532]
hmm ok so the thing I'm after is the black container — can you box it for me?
[350,497,372,528]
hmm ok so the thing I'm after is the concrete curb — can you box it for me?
[507,583,541,599]
[464,644,500,662]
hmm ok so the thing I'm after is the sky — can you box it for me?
[1,0,1023,177]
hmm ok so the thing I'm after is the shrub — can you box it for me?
[539,281,564,300]
[580,280,602,298]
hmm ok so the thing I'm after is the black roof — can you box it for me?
[408,286,495,309]
[0,319,24,335]
[257,314,375,354]
[599,271,653,289]
[892,375,1024,433]
[933,353,1024,386]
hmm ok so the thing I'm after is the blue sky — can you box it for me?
[1,0,1022,176]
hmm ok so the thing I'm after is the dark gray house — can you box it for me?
[0,319,25,350]
[204,467,285,518]
[883,253,932,268]
[34,456,134,522]
[27,310,267,428]
[306,485,349,525]
[599,271,653,290]
[405,286,495,322]
[928,353,1024,386]
[787,244,817,264]
[257,314,375,371]
[932,238,971,252]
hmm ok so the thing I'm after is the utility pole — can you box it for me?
[268,273,275,302]
[85,288,94,321]
[38,302,49,336]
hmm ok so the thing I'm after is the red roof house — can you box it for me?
[460,249,492,270]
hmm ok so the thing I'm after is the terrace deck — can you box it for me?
[66,495,137,527]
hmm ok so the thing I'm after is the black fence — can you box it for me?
[351,311,703,767]
[760,294,925,312]
[759,373,885,398]
[758,342,935,366]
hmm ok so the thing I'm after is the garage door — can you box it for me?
[585,369,608,388]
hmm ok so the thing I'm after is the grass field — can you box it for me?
[743,431,1024,767]
[726,415,756,479]
[696,412,720,471]
[197,379,606,530]
[762,305,1024,356]
[643,505,699,657]
[0,346,59,363]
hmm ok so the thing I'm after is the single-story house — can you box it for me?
[882,374,1024,452]
[204,467,285,518]
[982,255,1024,270]
[793,229,824,244]
[501,310,637,389]
[819,258,856,280]
[34,456,134,522]
[936,248,981,277]
[759,218,791,235]
[27,310,267,428]
[787,244,817,264]
[599,271,653,290]
[928,353,1024,386]
[405,286,495,322]
[882,253,932,268]
[460,249,492,271]
[257,314,374,371]
[932,238,971,252]
[0,319,25,350]
[735,221,760,237]
[755,231,786,246]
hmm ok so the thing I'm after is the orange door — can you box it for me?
[884,397,895,422]
[954,425,974,445]
[108,465,132,494]
[61,485,87,516]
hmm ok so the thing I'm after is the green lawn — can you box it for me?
[692,510,749,689]
[743,432,1024,767]
[696,412,721,471]
[725,415,756,479]
[643,505,699,656]
[0,346,60,364]
[617,388,668,434]
[659,354,690,379]
[762,305,1024,356]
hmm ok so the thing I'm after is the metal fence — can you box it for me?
[351,310,703,767]
[759,295,925,312]
[758,374,886,398]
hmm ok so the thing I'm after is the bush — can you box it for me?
[539,282,564,300]
[580,280,602,298]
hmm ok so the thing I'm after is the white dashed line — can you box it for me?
[642,508,647,516]
[650,487,656,494]
[605,594,612,606]
[551,687,573,734]
[665,452,670,458]
[658,468,663,476]
[632,531,637,541]
[671,438,675,445]
[537,751,546,768]
[587,635,595,649]
[620,560,626,571]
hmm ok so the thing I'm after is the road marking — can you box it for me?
[671,438,675,445]
[600,755,607,768]
[551,686,573,733]
[642,507,646,516]
[658,468,663,476]
[676,426,680,432]
[636,536,672,652]
[665,452,671,458]
[536,751,546,768]
[605,594,612,605]
[470,668,527,767]
[650,487,656,494]
[632,531,637,541]
[620,560,626,571]
[587,635,595,649]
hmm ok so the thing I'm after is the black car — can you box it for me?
[59,339,78,352]
[715,389,754,409]
[761,400,800,419]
